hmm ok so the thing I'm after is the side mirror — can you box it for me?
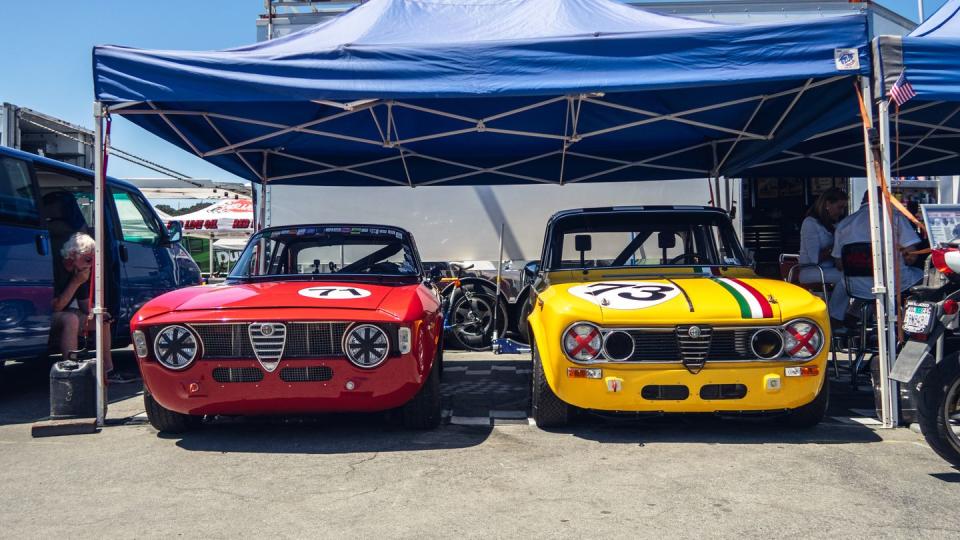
[575,234,591,269]
[657,232,676,249]
[574,234,592,253]
[523,260,540,286]
[166,220,183,244]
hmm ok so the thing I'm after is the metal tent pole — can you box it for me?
[209,236,215,276]
[93,102,107,426]
[918,0,926,23]
[859,78,893,428]
[878,98,901,427]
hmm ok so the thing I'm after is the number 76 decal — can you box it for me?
[568,282,680,310]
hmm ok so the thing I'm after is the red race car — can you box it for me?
[130,225,443,432]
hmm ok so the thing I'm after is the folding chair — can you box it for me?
[840,242,878,388]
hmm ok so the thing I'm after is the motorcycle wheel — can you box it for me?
[449,292,508,351]
[917,357,960,467]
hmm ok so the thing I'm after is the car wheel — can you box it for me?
[782,376,829,428]
[144,388,201,434]
[917,357,960,467]
[449,292,508,351]
[531,342,569,428]
[401,355,442,429]
[516,299,533,345]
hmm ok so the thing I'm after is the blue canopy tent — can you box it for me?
[873,0,960,176]
[88,0,873,424]
[93,0,870,195]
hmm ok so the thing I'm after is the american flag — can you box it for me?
[889,72,917,106]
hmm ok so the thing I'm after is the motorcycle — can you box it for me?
[891,243,960,466]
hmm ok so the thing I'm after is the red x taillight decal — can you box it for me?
[569,328,600,357]
[786,327,816,355]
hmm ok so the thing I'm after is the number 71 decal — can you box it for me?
[568,282,680,310]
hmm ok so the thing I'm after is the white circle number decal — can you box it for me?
[568,282,680,310]
[298,286,372,299]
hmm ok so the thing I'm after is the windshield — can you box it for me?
[544,211,747,271]
[229,226,421,279]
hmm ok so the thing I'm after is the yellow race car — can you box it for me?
[526,206,830,428]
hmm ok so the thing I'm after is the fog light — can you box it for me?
[133,330,148,359]
[345,381,356,390]
[764,374,782,392]
[398,327,412,354]
[188,382,200,394]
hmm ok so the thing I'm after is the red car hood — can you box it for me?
[172,281,402,312]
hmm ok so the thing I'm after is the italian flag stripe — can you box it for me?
[712,278,773,319]
[712,278,752,319]
[728,277,774,318]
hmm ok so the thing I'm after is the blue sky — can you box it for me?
[0,0,948,184]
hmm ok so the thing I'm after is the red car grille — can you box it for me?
[189,322,348,359]
[212,367,264,383]
[279,366,334,383]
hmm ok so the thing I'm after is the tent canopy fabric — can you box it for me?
[93,0,870,186]
[871,0,960,176]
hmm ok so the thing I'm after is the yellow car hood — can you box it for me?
[545,274,801,326]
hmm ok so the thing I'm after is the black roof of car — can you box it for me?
[547,205,728,223]
[257,224,414,237]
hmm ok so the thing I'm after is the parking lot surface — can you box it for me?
[1,350,959,539]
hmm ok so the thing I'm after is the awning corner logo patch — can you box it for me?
[568,282,680,310]
[298,286,372,299]
[834,48,860,71]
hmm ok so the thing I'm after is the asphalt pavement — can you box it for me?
[1,350,958,539]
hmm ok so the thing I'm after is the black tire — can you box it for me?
[782,376,830,428]
[144,388,200,434]
[516,298,534,345]
[401,355,442,429]
[449,291,508,350]
[531,342,569,428]
[917,359,960,467]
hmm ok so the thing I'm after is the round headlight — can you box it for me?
[783,320,824,360]
[602,331,635,361]
[344,324,390,368]
[563,323,602,362]
[153,325,198,370]
[750,328,784,360]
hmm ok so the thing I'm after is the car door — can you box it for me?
[109,186,176,333]
[0,155,53,358]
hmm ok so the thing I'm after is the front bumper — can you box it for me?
[141,355,429,416]
[548,360,827,413]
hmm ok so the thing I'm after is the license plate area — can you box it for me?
[902,302,935,335]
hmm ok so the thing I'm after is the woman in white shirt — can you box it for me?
[798,188,849,323]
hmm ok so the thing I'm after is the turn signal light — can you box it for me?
[567,368,602,379]
[785,366,820,377]
[944,299,959,315]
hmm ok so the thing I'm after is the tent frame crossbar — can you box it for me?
[106,76,849,186]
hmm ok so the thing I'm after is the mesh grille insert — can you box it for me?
[189,322,349,359]
[641,385,690,400]
[212,367,264,383]
[699,384,748,400]
[279,366,334,383]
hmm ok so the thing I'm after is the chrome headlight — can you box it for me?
[782,320,823,360]
[750,328,784,360]
[153,325,199,370]
[132,330,149,359]
[344,324,390,368]
[563,322,602,362]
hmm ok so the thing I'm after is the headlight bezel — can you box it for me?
[562,322,604,363]
[781,318,825,361]
[152,324,200,371]
[343,323,391,369]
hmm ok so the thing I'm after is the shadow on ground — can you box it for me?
[169,417,492,455]
[0,350,142,426]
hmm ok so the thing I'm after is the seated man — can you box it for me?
[831,190,923,309]
[50,232,133,384]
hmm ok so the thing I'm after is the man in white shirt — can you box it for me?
[831,190,924,303]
